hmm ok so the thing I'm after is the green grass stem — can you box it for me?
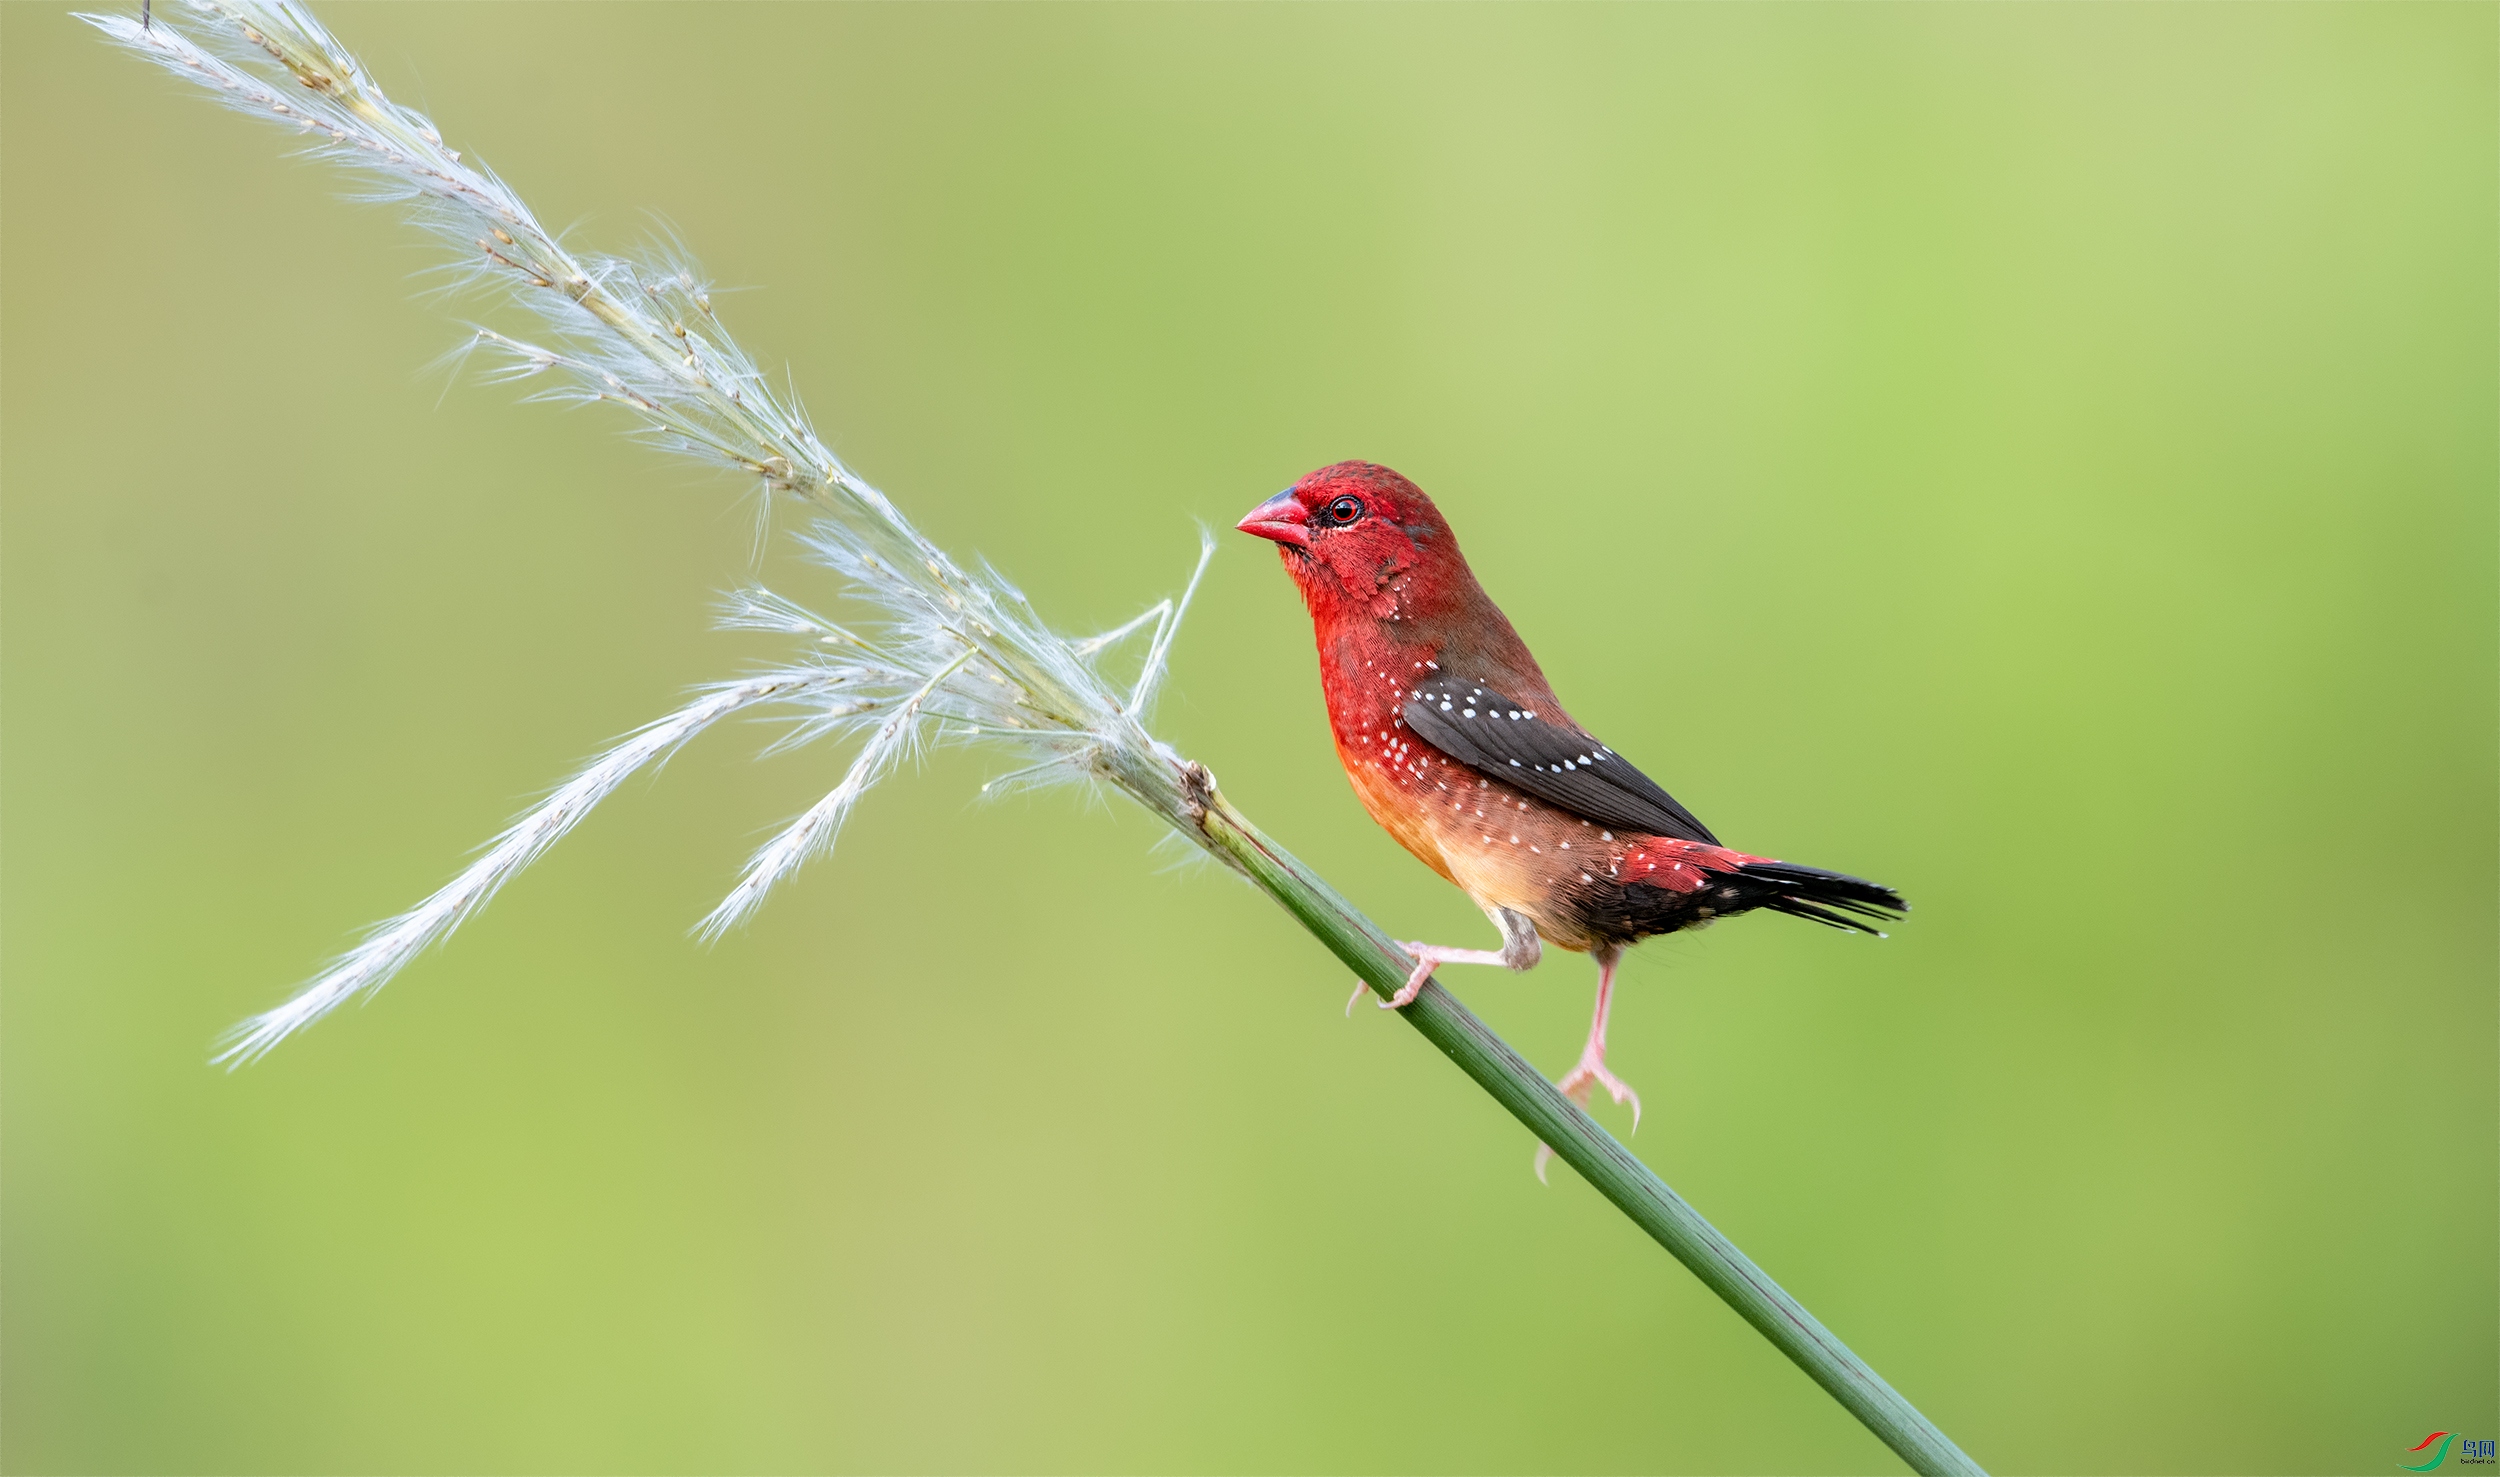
[1192,780,1984,1477]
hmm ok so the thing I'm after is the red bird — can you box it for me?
[1238,462,1903,1158]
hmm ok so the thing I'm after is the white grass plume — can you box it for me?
[92,1,1237,1063]
[217,677,834,1066]
[697,651,970,941]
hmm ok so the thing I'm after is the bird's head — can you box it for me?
[1235,461,1467,627]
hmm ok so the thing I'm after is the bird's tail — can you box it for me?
[1728,860,1908,936]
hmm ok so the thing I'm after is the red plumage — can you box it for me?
[1238,462,1903,1159]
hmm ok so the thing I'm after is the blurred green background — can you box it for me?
[3,4,2492,1473]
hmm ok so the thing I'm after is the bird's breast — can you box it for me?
[1317,630,1619,939]
[1331,717,1596,945]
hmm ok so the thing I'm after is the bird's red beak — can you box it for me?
[1236,492,1311,549]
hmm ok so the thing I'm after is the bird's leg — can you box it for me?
[1357,942,1511,1014]
[1537,946,1640,1181]
[1353,906,1542,1013]
[1557,947,1640,1118]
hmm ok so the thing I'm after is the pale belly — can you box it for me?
[1336,734,1612,953]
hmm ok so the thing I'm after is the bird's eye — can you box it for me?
[1321,495,1365,527]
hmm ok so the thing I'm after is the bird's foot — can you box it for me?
[1368,942,1511,1011]
[1533,1048,1644,1183]
[1349,943,1512,1014]
[1557,1047,1643,1126]
[1380,952,1439,1010]
[1347,954,1440,1015]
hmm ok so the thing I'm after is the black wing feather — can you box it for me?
[1401,682,1718,845]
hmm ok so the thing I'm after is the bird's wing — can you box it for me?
[1402,681,1719,845]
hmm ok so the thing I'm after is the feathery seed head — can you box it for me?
[89,0,1237,1063]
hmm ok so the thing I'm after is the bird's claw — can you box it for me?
[1557,1052,1643,1128]
[1382,949,1437,1009]
[1534,1052,1643,1183]
[1348,951,1438,1015]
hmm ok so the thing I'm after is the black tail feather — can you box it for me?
[1732,860,1908,937]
